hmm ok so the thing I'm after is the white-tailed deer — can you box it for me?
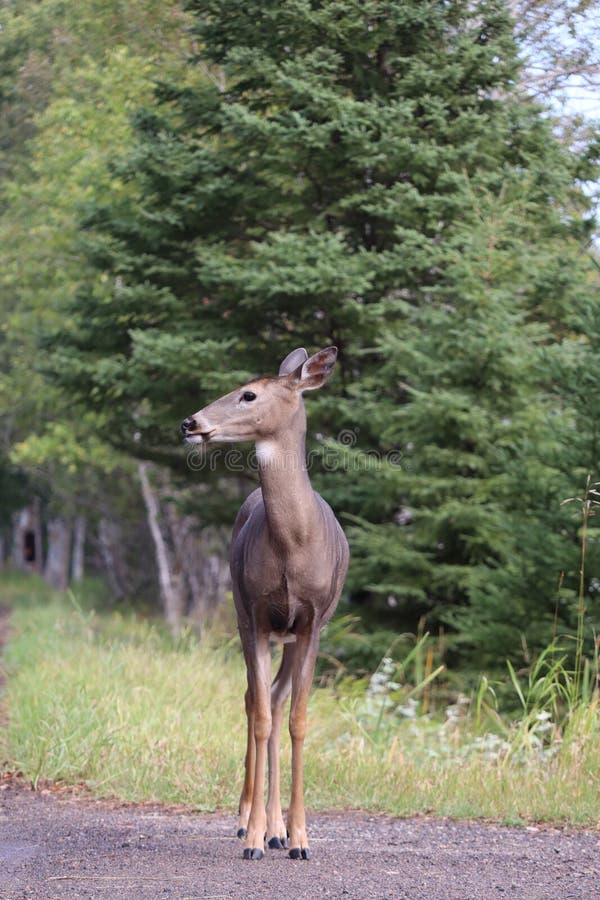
[181,347,349,860]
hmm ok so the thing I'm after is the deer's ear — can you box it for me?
[278,347,308,376]
[292,346,338,391]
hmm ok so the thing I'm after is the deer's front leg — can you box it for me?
[287,630,320,860]
[266,642,294,849]
[242,634,272,860]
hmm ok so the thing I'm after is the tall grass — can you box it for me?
[1,577,247,807]
[1,573,599,825]
[561,475,600,700]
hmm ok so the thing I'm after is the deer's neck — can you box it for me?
[256,410,321,549]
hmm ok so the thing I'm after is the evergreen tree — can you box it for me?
[46,0,599,665]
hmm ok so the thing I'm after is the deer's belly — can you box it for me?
[269,632,297,643]
[237,568,328,637]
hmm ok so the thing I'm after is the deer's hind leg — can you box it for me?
[237,685,255,840]
[287,628,320,860]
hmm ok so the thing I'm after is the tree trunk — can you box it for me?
[71,515,86,581]
[44,517,72,590]
[12,499,43,574]
[187,529,230,630]
[162,487,230,635]
[138,462,185,636]
[97,517,127,600]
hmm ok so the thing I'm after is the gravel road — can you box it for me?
[1,780,600,900]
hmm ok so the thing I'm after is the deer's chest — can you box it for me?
[232,508,332,613]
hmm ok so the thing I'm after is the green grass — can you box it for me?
[1,574,599,825]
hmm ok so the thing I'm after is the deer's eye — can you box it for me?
[242,391,257,402]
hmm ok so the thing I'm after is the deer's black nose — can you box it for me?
[181,416,196,434]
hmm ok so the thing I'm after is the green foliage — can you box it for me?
[0,1,196,534]
[48,0,600,664]
[0,0,599,668]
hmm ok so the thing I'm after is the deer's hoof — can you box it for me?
[289,847,312,860]
[243,847,264,860]
[268,836,288,850]
[237,828,247,840]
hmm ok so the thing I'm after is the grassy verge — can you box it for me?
[1,574,599,825]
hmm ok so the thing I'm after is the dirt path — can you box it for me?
[0,782,599,900]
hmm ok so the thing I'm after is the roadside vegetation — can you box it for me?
[2,0,599,669]
[2,574,598,826]
[1,1,599,833]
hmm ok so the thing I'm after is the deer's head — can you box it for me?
[181,347,338,446]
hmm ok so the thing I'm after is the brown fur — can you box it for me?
[182,347,349,859]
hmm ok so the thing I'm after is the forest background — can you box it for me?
[1,0,599,684]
